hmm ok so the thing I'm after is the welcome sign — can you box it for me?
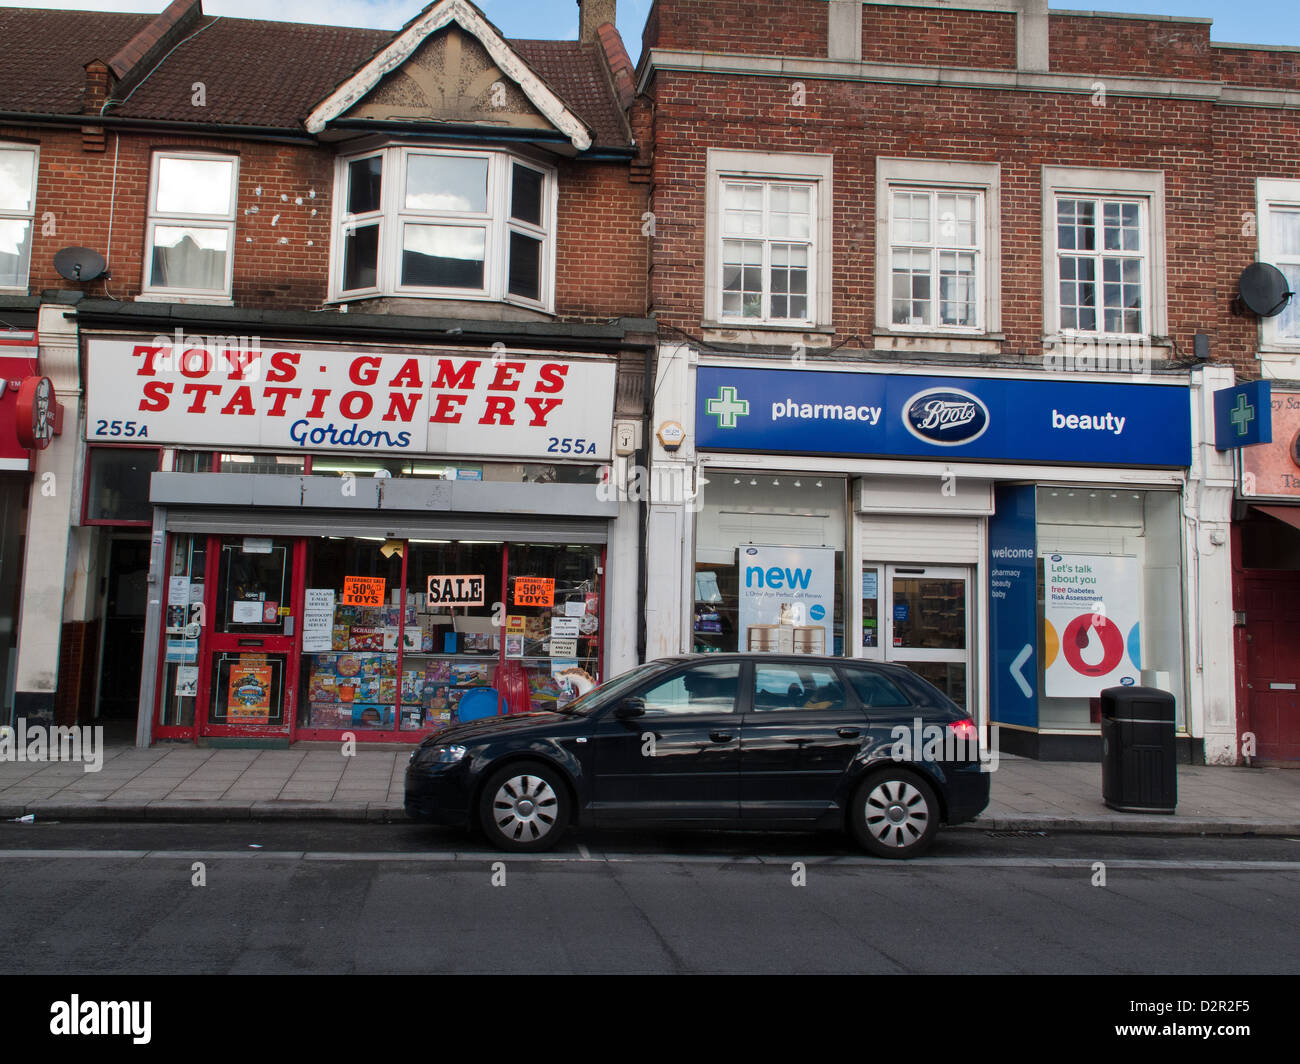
[85,339,616,461]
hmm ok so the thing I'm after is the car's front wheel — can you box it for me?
[849,769,940,859]
[478,761,571,853]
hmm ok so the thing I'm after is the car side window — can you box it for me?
[843,668,912,709]
[638,663,740,715]
[752,664,849,712]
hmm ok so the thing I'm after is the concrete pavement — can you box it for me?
[0,740,1297,835]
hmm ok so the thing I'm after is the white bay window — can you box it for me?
[333,146,554,309]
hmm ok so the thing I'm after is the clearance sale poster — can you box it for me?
[1042,553,1141,698]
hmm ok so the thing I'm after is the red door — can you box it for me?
[1244,571,1300,763]
[197,535,303,738]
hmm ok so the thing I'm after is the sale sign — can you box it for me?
[427,574,485,606]
[342,576,385,607]
[84,338,616,460]
[1043,554,1141,697]
[514,577,555,607]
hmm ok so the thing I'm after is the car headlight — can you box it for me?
[416,744,466,766]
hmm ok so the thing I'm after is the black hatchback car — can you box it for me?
[405,654,990,858]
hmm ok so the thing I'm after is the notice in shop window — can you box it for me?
[231,600,264,624]
[514,577,555,608]
[175,666,198,699]
[549,637,578,656]
[550,616,580,639]
[343,575,386,607]
[302,589,335,652]
[426,574,485,606]
[563,599,586,617]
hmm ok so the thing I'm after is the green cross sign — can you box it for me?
[706,386,749,429]
[1229,393,1255,437]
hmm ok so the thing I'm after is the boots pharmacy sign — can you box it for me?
[697,366,1192,467]
[1043,553,1141,697]
[84,339,615,460]
[736,546,835,655]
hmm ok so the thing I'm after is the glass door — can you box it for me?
[198,535,300,735]
[862,563,971,710]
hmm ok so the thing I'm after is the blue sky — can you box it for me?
[9,1,1300,60]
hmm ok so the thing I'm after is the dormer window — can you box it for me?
[332,146,555,311]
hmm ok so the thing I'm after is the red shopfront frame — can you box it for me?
[152,535,607,743]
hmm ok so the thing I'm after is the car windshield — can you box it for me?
[557,662,664,716]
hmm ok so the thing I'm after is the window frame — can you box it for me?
[0,142,39,293]
[1257,177,1300,350]
[81,444,163,528]
[141,151,239,302]
[329,145,558,312]
[704,150,833,330]
[875,158,1001,339]
[1041,166,1166,345]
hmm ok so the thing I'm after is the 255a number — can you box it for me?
[546,437,596,455]
[93,419,148,438]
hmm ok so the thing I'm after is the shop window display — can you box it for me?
[504,543,603,711]
[299,538,405,732]
[1035,488,1186,731]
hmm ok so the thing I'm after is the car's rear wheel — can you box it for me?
[850,769,939,859]
[479,761,570,853]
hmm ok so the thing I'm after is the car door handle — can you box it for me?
[837,728,860,738]
[709,731,733,743]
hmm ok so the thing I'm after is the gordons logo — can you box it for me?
[903,388,990,446]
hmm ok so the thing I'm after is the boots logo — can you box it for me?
[903,388,989,446]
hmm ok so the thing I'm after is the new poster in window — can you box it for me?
[736,546,835,654]
[1043,553,1141,698]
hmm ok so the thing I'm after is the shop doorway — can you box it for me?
[861,563,971,711]
[196,536,301,737]
[1243,570,1300,763]
[96,535,152,722]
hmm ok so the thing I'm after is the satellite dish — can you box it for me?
[1237,262,1293,318]
[53,246,107,283]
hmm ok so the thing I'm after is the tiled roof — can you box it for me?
[0,9,152,113]
[0,8,632,149]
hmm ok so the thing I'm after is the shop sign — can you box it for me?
[696,367,1192,468]
[427,574,485,606]
[0,346,39,469]
[342,576,386,607]
[1043,554,1141,698]
[14,376,62,451]
[736,545,835,654]
[514,577,555,607]
[1213,381,1271,451]
[1241,389,1300,499]
[988,485,1038,728]
[84,339,616,461]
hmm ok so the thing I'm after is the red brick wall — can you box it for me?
[862,6,1016,70]
[1212,47,1300,91]
[647,69,1220,360]
[642,0,828,58]
[1049,16,1212,79]
[8,126,646,321]
[1212,105,1300,381]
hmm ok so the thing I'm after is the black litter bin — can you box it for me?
[1100,686,1177,813]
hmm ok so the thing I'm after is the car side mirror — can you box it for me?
[613,697,646,719]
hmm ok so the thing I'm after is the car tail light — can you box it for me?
[948,718,979,743]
